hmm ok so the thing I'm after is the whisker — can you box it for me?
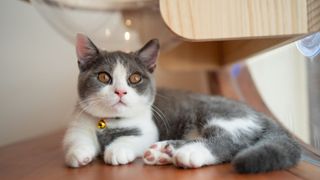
[75,102,99,119]
[75,99,103,120]
[156,92,170,100]
[78,96,105,104]
[151,106,169,134]
[152,105,170,135]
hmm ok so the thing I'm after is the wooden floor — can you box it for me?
[0,130,319,180]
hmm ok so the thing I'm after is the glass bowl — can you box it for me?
[31,0,179,52]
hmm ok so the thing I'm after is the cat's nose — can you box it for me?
[114,89,127,98]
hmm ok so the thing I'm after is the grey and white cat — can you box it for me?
[63,33,301,173]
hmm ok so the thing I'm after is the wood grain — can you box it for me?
[307,0,320,32]
[0,130,317,180]
[159,0,319,41]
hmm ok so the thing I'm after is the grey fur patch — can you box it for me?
[152,89,256,140]
[232,119,301,173]
[202,125,256,163]
[152,89,301,173]
[97,127,141,151]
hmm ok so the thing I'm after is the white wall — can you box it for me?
[247,43,310,143]
[0,0,78,146]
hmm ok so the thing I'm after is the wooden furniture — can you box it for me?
[158,0,320,70]
[0,129,319,180]
[160,0,319,40]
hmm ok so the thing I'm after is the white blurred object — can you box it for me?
[296,32,320,58]
[30,0,179,52]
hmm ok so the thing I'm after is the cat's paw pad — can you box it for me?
[104,148,135,165]
[173,143,213,169]
[143,141,175,165]
[65,148,95,168]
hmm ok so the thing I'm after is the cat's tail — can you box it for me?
[232,131,301,173]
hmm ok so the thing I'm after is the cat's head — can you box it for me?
[76,33,159,118]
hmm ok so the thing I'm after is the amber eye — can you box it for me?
[98,72,111,84]
[129,73,142,84]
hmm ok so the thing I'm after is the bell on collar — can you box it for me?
[97,119,106,129]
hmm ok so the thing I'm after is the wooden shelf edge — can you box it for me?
[160,0,319,41]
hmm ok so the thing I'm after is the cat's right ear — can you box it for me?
[76,33,99,71]
[136,39,160,73]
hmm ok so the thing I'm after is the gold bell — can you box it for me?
[97,119,106,129]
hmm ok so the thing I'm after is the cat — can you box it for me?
[63,33,301,173]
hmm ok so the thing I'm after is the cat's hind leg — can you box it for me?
[144,120,259,169]
[143,140,217,168]
[143,141,175,165]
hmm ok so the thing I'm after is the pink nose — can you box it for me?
[114,89,127,97]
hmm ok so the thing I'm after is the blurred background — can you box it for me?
[0,0,319,159]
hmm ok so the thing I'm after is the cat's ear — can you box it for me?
[76,33,99,71]
[136,39,160,73]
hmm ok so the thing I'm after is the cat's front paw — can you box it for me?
[65,147,95,168]
[104,147,136,165]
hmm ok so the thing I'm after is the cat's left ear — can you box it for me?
[136,39,160,73]
[76,33,99,71]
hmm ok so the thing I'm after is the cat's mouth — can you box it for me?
[112,100,127,107]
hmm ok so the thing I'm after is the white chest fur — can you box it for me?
[63,108,159,167]
[105,110,159,141]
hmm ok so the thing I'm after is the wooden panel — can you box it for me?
[160,0,311,41]
[158,38,298,69]
[155,67,211,94]
[221,37,291,63]
[159,38,292,68]
[159,42,221,71]
[307,0,320,32]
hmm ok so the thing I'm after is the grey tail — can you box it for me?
[232,133,301,173]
